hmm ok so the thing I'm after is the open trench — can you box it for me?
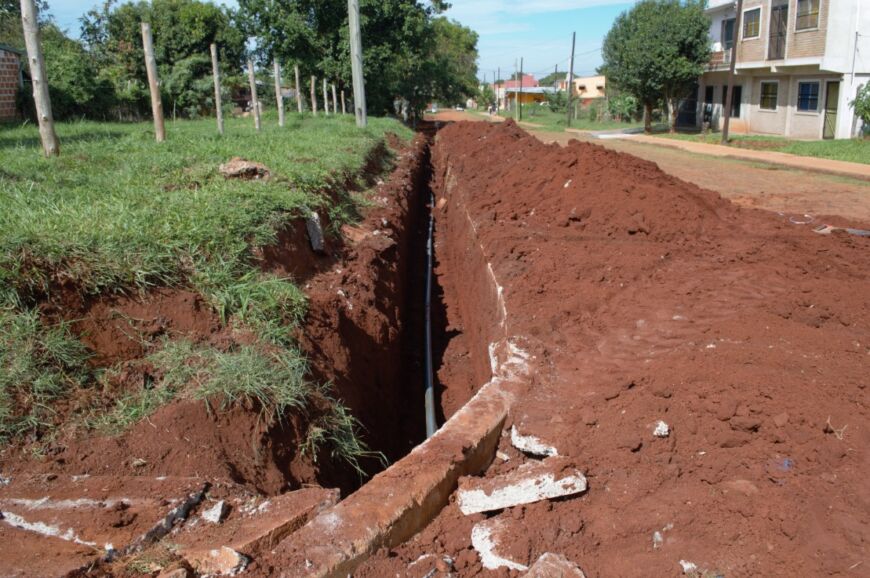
[299,123,502,495]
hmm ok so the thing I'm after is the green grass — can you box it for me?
[656,132,870,165]
[512,106,642,133]
[0,112,411,470]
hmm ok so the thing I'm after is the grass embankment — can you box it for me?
[657,132,870,165]
[0,113,410,469]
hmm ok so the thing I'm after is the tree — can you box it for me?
[850,83,870,135]
[81,0,246,119]
[601,0,710,133]
[238,1,478,118]
[538,71,564,88]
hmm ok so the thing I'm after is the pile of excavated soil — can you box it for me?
[357,120,869,577]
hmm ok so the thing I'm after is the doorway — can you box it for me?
[823,81,840,140]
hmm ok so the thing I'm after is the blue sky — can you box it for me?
[45,0,634,82]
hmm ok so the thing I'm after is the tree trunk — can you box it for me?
[644,102,653,134]
[20,0,59,156]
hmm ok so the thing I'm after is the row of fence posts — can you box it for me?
[20,0,366,155]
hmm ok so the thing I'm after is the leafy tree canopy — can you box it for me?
[601,0,710,132]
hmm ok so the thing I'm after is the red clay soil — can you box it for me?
[356,120,869,577]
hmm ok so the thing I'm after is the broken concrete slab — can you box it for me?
[510,424,558,457]
[219,157,270,180]
[471,518,529,572]
[458,456,587,515]
[175,487,337,563]
[0,474,207,572]
[0,523,97,578]
[523,553,587,577]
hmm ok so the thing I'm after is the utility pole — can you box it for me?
[497,66,500,112]
[722,0,744,144]
[20,0,59,156]
[518,57,524,121]
[554,65,558,89]
[294,64,303,113]
[247,59,261,132]
[141,22,165,142]
[210,43,223,135]
[348,0,367,127]
[566,31,576,128]
[310,75,317,115]
[274,59,284,127]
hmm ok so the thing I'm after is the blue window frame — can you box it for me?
[797,82,819,112]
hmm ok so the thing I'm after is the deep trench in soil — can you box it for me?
[304,127,473,495]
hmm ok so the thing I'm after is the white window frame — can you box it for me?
[742,7,762,40]
[759,80,779,112]
[795,80,821,114]
[795,0,822,33]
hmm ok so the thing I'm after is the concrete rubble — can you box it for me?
[458,457,587,515]
[510,424,559,457]
[471,518,528,572]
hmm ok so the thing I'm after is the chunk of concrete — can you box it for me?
[510,425,558,457]
[653,421,670,438]
[218,158,270,180]
[458,457,587,515]
[523,553,587,578]
[201,500,228,524]
[188,546,248,576]
[471,518,528,571]
[306,212,325,253]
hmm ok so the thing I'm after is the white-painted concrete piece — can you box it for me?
[471,519,529,572]
[458,458,586,515]
[510,425,558,457]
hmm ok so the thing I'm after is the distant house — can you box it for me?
[0,44,23,121]
[504,86,557,108]
[558,75,607,104]
[698,0,869,139]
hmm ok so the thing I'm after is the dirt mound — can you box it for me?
[357,120,870,577]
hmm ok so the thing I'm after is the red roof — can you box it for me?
[503,74,538,89]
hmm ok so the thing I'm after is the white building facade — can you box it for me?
[699,0,868,139]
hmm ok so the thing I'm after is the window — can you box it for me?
[796,0,820,30]
[797,81,820,111]
[721,85,742,118]
[760,81,778,110]
[722,18,736,50]
[743,8,761,38]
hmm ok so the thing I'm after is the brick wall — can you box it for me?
[0,49,22,121]
[787,0,828,59]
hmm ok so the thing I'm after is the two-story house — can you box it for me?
[699,0,868,139]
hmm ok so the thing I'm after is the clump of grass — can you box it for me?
[302,395,388,477]
[0,305,90,442]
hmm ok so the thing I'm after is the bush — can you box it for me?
[850,83,870,134]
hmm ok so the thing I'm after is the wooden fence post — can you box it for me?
[348,0,367,127]
[210,43,224,135]
[274,59,284,127]
[294,64,302,113]
[322,78,329,115]
[331,83,338,115]
[141,22,165,142]
[247,59,261,132]
[20,0,59,156]
[310,76,317,115]
[341,90,346,115]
